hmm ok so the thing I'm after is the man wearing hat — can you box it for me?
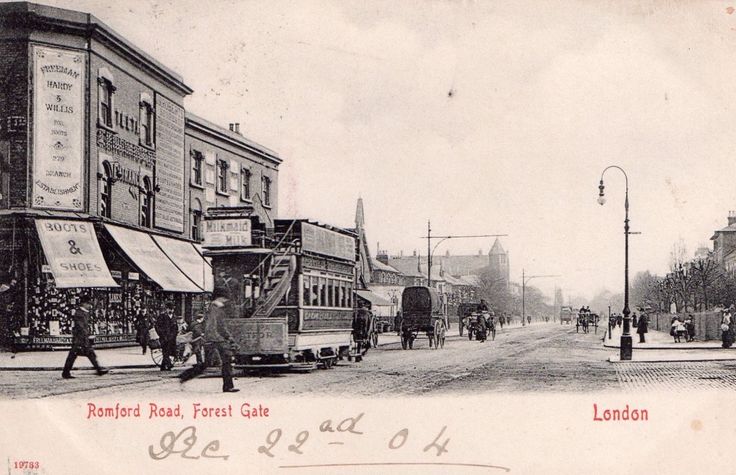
[155,301,179,371]
[62,295,108,379]
[179,287,239,392]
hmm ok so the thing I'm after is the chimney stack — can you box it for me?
[229,123,241,134]
[729,211,736,226]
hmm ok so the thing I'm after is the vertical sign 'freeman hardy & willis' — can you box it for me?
[32,46,86,211]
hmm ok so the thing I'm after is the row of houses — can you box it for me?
[351,198,509,318]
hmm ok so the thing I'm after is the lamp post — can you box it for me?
[597,165,632,360]
[521,269,559,326]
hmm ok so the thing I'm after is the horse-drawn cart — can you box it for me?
[400,286,448,350]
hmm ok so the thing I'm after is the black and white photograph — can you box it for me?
[1,1,735,473]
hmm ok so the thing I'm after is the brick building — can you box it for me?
[0,3,280,349]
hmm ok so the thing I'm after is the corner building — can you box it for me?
[0,3,280,350]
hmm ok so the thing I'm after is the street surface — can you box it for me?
[4,323,736,399]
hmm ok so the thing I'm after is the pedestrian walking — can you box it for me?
[179,289,239,392]
[62,295,109,379]
[636,313,648,343]
[155,302,178,371]
[353,301,372,359]
[632,312,638,328]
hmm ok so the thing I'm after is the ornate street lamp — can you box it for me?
[597,165,632,360]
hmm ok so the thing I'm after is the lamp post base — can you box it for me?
[620,334,633,360]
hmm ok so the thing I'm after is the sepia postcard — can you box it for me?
[0,1,735,473]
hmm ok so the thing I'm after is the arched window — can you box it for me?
[100,161,113,218]
[141,176,153,228]
[191,198,202,241]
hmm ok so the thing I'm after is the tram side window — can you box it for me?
[347,284,353,308]
[340,282,347,308]
[311,278,319,306]
[327,279,334,307]
[303,276,311,306]
[336,283,343,308]
[319,278,326,307]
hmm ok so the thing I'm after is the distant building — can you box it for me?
[711,211,736,273]
[488,237,510,287]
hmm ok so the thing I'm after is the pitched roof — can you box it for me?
[370,257,400,273]
[490,237,506,255]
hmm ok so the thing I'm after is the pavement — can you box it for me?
[603,326,736,363]
[0,325,480,371]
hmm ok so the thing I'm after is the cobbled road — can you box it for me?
[4,323,736,399]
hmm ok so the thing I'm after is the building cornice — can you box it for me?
[0,2,193,97]
[185,113,282,166]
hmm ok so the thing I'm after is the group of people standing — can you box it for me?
[670,315,696,343]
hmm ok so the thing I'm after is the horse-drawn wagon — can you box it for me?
[400,286,448,349]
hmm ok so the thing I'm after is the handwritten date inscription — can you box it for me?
[148,412,450,463]
[258,412,450,458]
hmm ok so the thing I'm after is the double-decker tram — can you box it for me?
[203,210,358,371]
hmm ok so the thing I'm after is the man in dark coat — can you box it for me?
[353,302,372,359]
[636,313,648,343]
[155,302,178,371]
[179,289,239,392]
[62,295,108,379]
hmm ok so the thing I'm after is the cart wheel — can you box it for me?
[371,331,378,348]
[150,347,163,367]
[438,323,446,349]
[401,334,408,350]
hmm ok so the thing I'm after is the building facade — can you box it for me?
[0,3,280,349]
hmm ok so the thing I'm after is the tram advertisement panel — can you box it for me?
[301,222,354,261]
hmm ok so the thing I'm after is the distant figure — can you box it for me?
[134,308,152,355]
[395,310,402,336]
[670,317,681,343]
[632,312,638,328]
[636,313,648,343]
[478,299,490,313]
[62,295,108,379]
[684,315,695,343]
[721,310,733,348]
[353,302,372,359]
[616,314,622,328]
[527,315,531,325]
[189,313,205,365]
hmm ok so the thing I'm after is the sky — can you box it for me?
[17,0,736,300]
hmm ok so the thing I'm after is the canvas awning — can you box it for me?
[193,244,214,292]
[35,219,118,288]
[355,289,393,307]
[152,235,213,292]
[104,224,202,292]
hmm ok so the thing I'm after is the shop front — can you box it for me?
[1,216,212,351]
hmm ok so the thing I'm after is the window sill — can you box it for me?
[240,198,253,204]
[216,190,229,197]
[97,121,116,134]
[139,140,155,151]
[190,182,205,190]
[262,204,272,209]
